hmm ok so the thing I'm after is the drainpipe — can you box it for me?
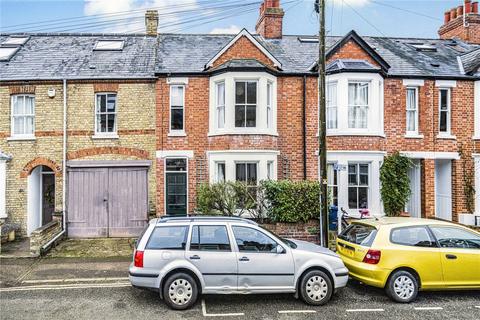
[62,79,67,231]
[302,76,307,180]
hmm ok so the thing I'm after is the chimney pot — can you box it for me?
[457,5,464,17]
[450,8,457,20]
[473,2,479,13]
[145,10,158,36]
[466,0,472,14]
[444,11,451,23]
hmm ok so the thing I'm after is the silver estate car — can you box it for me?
[129,216,349,310]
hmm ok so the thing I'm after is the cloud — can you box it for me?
[210,25,241,34]
[333,0,370,6]
[83,0,198,33]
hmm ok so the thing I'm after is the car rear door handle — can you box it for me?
[446,254,457,260]
[239,256,249,262]
[189,255,200,260]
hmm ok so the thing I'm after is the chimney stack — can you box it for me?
[145,10,159,36]
[255,0,285,39]
[438,1,480,44]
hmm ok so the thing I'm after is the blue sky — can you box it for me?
[0,0,468,38]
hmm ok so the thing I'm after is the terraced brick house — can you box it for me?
[154,0,480,226]
[1,0,479,247]
[0,32,158,240]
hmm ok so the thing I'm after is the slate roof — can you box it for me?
[0,34,157,80]
[210,59,271,73]
[460,48,480,75]
[0,31,479,81]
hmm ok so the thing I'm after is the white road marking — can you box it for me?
[475,306,480,309]
[414,307,443,311]
[201,300,244,317]
[278,310,317,314]
[346,308,384,312]
[22,277,128,284]
[0,282,131,292]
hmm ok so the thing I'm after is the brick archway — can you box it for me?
[66,147,150,160]
[20,157,62,178]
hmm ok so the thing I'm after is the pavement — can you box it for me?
[1,256,479,320]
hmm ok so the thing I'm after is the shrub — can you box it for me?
[196,181,257,217]
[262,180,320,223]
[380,152,413,216]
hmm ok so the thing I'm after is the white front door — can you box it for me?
[27,166,42,236]
[406,160,421,218]
[435,159,452,221]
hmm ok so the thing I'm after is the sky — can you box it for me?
[0,0,470,38]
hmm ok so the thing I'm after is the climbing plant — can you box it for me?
[380,152,413,216]
[459,144,476,214]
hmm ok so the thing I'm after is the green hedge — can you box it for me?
[262,180,320,223]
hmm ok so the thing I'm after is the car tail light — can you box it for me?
[134,250,144,268]
[363,249,381,264]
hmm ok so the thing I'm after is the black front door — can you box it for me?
[165,158,188,216]
[41,171,55,225]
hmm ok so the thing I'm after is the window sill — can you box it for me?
[7,136,36,141]
[168,131,187,137]
[472,135,480,140]
[320,132,386,138]
[436,134,456,140]
[404,133,424,139]
[92,134,119,140]
[208,131,279,137]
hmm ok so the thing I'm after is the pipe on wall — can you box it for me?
[302,76,307,180]
[62,79,67,232]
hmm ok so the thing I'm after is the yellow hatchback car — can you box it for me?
[336,217,480,303]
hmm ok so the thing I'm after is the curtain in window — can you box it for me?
[326,83,337,129]
[216,82,225,129]
[12,95,35,135]
[406,89,417,132]
[348,83,368,129]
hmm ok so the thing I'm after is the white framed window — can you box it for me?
[216,82,225,129]
[406,87,419,135]
[327,163,338,207]
[11,95,35,137]
[215,162,225,182]
[326,82,338,129]
[170,85,185,133]
[439,88,451,135]
[235,80,257,128]
[267,81,273,129]
[348,82,369,129]
[348,163,369,209]
[267,161,274,180]
[95,93,117,135]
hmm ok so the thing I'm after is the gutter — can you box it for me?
[62,79,67,232]
[302,76,307,180]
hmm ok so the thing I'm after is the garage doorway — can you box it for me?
[67,161,150,238]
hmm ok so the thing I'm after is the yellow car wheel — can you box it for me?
[385,270,419,303]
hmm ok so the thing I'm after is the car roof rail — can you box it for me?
[156,215,258,225]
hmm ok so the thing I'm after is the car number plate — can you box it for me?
[342,246,355,257]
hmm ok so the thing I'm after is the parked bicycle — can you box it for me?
[340,207,371,230]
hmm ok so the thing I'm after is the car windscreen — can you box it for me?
[258,225,297,249]
[339,224,377,247]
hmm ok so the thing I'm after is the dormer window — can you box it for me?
[94,40,124,51]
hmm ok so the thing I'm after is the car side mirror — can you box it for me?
[276,245,285,254]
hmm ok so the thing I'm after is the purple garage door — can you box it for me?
[67,161,150,238]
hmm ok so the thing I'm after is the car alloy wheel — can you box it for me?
[393,275,414,300]
[306,275,329,302]
[168,278,193,306]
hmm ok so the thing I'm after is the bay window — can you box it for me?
[326,82,338,129]
[235,81,257,128]
[11,95,35,137]
[215,162,225,182]
[348,163,369,209]
[95,93,117,135]
[327,163,338,207]
[348,82,369,129]
[406,87,419,135]
[170,85,185,133]
[267,81,273,129]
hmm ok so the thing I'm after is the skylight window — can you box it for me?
[94,40,124,51]
[0,47,19,61]
[2,36,29,46]
[410,43,437,52]
[298,37,318,43]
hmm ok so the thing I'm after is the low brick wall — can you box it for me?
[261,220,320,244]
[30,220,63,256]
